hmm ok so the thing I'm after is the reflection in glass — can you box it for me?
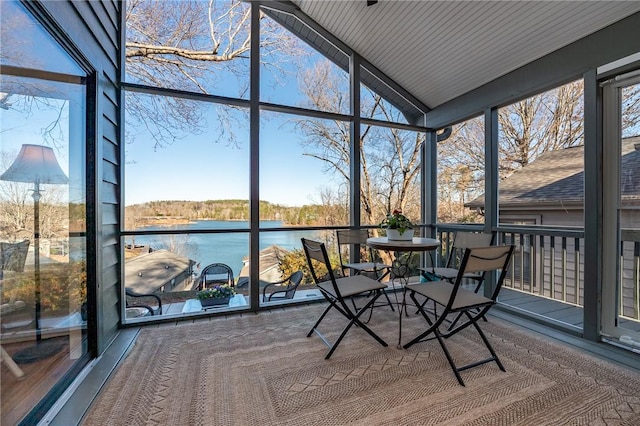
[0,0,85,76]
[0,79,87,424]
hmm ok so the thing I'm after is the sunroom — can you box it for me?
[1,1,640,424]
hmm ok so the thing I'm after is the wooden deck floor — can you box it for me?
[498,287,640,333]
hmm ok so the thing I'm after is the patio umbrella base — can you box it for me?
[13,339,65,364]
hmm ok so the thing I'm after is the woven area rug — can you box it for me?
[82,303,640,426]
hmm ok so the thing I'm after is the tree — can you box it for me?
[294,61,423,227]
[125,0,304,149]
[437,80,640,222]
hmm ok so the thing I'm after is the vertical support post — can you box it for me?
[249,3,260,309]
[484,108,499,297]
[349,55,362,264]
[33,182,42,342]
[583,68,603,341]
[422,130,437,238]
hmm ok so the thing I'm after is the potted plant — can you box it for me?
[196,284,236,307]
[380,208,414,241]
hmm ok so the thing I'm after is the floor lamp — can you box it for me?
[0,144,68,363]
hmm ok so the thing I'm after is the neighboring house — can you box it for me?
[237,245,289,288]
[465,135,640,317]
[466,135,640,227]
[124,249,196,294]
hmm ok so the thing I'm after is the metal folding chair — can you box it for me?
[336,229,395,313]
[404,244,515,386]
[301,238,388,359]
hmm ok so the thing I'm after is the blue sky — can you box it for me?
[123,100,345,207]
[123,15,349,207]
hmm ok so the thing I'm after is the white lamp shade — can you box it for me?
[0,144,68,185]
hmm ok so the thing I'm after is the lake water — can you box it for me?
[130,220,320,277]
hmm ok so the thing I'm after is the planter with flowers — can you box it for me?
[196,284,236,307]
[380,209,414,241]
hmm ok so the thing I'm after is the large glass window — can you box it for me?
[123,93,250,319]
[0,2,88,424]
[437,116,485,224]
[122,1,430,315]
[260,14,350,114]
[260,111,350,221]
[497,81,585,227]
[125,0,250,99]
[495,81,585,323]
[360,67,412,124]
[360,124,423,229]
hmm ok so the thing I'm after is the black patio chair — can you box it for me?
[418,231,496,328]
[198,263,234,290]
[262,270,304,302]
[125,289,162,316]
[420,231,495,284]
[301,238,388,359]
[403,244,515,386]
[336,229,395,313]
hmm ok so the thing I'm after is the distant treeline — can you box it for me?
[125,199,347,226]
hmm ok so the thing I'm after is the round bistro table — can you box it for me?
[366,237,441,348]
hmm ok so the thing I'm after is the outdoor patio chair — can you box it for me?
[262,270,304,302]
[301,238,388,359]
[403,244,515,386]
[0,240,30,279]
[336,229,392,280]
[125,289,162,316]
[336,229,395,312]
[419,231,496,327]
[199,263,234,290]
[1,240,33,333]
[420,231,495,284]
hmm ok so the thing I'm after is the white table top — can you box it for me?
[182,294,248,313]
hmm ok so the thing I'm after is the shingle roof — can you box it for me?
[466,135,640,209]
[125,249,195,294]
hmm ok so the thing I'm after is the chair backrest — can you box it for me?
[336,229,371,267]
[301,238,341,297]
[283,270,304,299]
[450,245,515,306]
[0,240,30,273]
[444,231,495,268]
[200,263,234,289]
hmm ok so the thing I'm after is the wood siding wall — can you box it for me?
[39,0,121,354]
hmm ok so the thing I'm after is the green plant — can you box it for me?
[380,209,414,234]
[196,284,236,300]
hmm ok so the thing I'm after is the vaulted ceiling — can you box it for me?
[288,1,640,114]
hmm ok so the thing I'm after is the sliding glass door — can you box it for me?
[602,70,640,349]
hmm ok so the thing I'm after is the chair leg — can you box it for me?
[433,329,466,386]
[470,314,505,372]
[381,289,395,312]
[307,303,333,338]
[325,292,388,359]
[403,292,442,349]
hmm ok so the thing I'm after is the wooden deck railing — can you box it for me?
[432,224,640,322]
